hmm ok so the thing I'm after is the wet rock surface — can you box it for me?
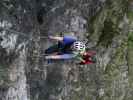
[0,0,131,100]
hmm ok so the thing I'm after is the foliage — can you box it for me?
[88,0,128,47]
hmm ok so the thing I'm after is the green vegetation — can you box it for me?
[0,64,10,88]
[103,39,128,100]
[88,0,128,47]
[97,19,120,47]
[69,0,129,99]
[128,12,133,20]
[128,32,133,87]
[127,1,133,88]
[128,32,133,43]
[127,9,133,21]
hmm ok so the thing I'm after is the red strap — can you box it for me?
[79,60,94,65]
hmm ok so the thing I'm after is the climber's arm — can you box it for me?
[48,35,63,41]
[48,35,77,43]
[45,54,75,60]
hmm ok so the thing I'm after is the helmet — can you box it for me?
[72,41,86,53]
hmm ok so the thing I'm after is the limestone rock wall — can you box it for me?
[0,0,131,100]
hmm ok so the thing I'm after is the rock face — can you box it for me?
[0,0,131,100]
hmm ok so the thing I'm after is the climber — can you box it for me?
[45,35,80,59]
[44,35,96,64]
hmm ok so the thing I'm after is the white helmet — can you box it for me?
[72,41,86,53]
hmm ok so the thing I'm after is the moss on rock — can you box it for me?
[88,0,128,47]
[128,32,133,87]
